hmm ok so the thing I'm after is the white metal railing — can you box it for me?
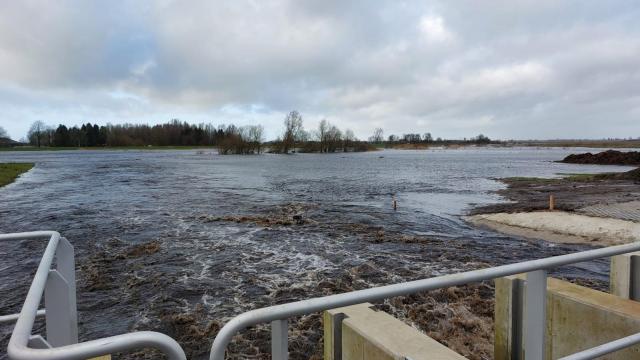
[208,241,640,360]
[4,231,640,360]
[0,231,186,360]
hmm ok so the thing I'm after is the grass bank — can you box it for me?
[471,167,640,215]
[0,163,34,187]
[506,168,640,184]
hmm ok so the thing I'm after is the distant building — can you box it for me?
[0,137,25,147]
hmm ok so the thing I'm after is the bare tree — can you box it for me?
[282,111,304,153]
[246,125,264,153]
[369,128,384,143]
[28,121,47,147]
[317,119,329,152]
[326,125,342,152]
[0,126,8,139]
[343,129,356,151]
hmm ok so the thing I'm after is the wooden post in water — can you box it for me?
[392,196,397,211]
[549,194,555,211]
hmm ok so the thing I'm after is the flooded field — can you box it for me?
[0,148,634,359]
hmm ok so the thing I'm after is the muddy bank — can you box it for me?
[560,150,640,165]
[470,170,640,215]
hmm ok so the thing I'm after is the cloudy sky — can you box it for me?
[1,1,639,141]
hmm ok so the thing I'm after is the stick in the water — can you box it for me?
[393,196,397,211]
[549,194,555,211]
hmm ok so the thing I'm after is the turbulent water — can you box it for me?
[0,148,634,359]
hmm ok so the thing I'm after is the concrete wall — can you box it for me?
[611,252,640,300]
[495,276,524,360]
[496,275,640,359]
[324,303,466,360]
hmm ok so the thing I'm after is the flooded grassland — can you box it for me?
[0,148,634,359]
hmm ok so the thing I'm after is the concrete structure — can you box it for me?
[611,251,640,300]
[495,275,640,359]
[324,303,466,360]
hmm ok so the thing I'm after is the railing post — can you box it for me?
[524,270,547,360]
[45,237,78,346]
[271,319,288,360]
[331,313,345,360]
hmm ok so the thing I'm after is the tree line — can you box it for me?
[25,119,265,154]
[20,111,493,153]
[23,111,373,154]
[367,127,492,146]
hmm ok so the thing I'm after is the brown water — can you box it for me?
[0,148,633,359]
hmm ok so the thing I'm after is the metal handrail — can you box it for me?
[0,310,45,325]
[5,230,640,359]
[209,240,640,360]
[1,231,186,360]
[559,333,640,360]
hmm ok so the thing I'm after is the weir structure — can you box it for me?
[2,230,640,359]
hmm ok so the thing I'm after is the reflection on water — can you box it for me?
[0,148,633,359]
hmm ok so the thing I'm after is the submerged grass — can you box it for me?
[0,163,34,187]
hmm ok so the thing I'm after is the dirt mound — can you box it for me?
[622,167,640,180]
[561,150,640,165]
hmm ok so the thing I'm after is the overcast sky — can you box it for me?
[1,1,639,141]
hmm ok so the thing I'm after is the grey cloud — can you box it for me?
[0,0,639,140]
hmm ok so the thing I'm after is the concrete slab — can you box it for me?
[325,303,466,360]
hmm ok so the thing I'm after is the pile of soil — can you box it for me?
[560,150,640,165]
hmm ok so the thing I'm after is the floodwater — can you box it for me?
[0,148,634,359]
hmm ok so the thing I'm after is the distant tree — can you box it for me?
[474,134,491,144]
[326,125,342,152]
[343,129,356,151]
[369,128,384,143]
[53,125,70,146]
[423,132,433,143]
[0,126,8,139]
[27,121,48,147]
[318,119,329,153]
[98,126,108,146]
[297,129,311,143]
[282,111,304,153]
[403,133,421,143]
[247,125,264,154]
